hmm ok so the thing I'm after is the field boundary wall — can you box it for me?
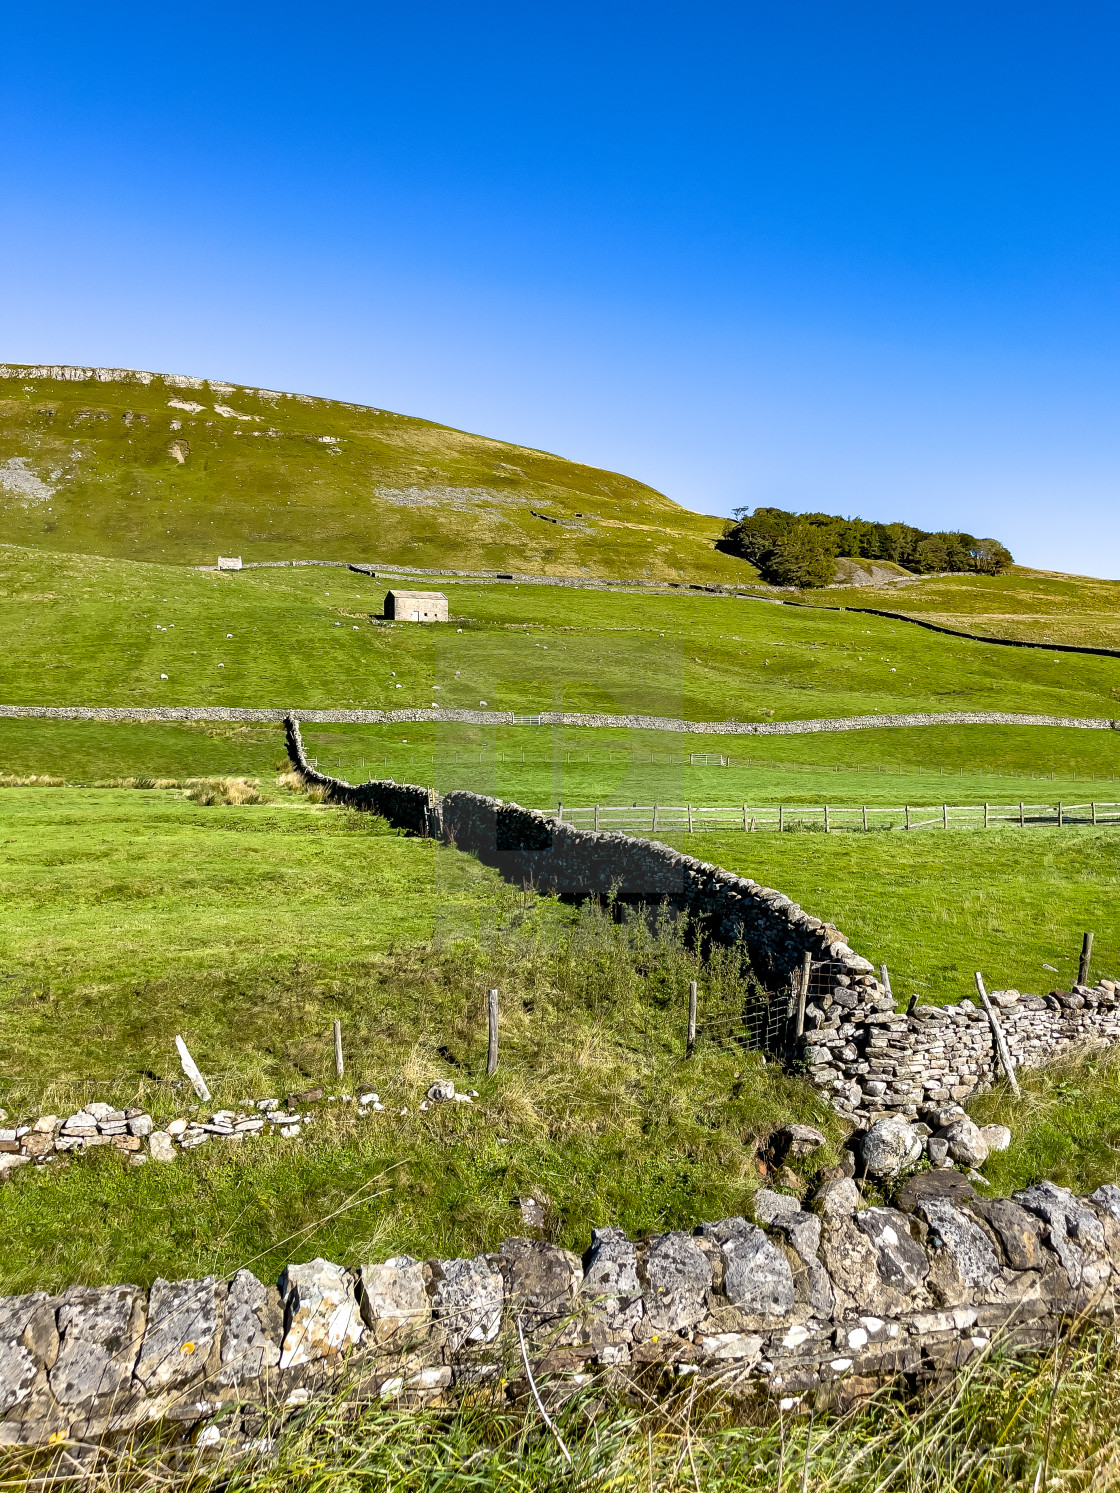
[285,718,1120,1134]
[2,703,1117,736]
[4,1177,1120,1451]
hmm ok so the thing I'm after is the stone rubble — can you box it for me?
[0,1088,416,1173]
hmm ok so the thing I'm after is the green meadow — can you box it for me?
[6,373,1120,1488]
[3,544,1120,730]
[0,785,842,1293]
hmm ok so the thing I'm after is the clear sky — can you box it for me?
[3,2,1120,575]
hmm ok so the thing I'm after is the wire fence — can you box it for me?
[693,973,796,1053]
[555,800,1120,833]
[689,955,881,1057]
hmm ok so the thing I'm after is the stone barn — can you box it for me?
[385,589,449,622]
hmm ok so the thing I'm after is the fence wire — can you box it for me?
[691,956,860,1056]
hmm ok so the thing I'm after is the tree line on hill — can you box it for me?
[722,507,1014,588]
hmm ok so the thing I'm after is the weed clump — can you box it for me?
[184,777,261,806]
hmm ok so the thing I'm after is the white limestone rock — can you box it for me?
[278,1260,363,1369]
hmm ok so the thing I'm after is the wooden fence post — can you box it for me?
[905,805,910,831]
[175,1035,211,1103]
[333,1019,344,1079]
[942,803,948,829]
[487,989,499,1076]
[862,804,867,831]
[1020,801,1025,828]
[593,804,600,830]
[1078,932,1094,987]
[984,802,989,828]
[652,804,659,832]
[1058,801,1063,827]
[687,980,698,1056]
[742,804,748,831]
[687,803,694,832]
[823,805,830,834]
[975,972,1020,1095]
[796,951,811,1038]
[1092,802,1098,825]
[779,805,784,833]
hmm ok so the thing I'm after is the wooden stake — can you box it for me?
[796,951,811,1038]
[487,989,499,1076]
[687,980,698,1056]
[823,805,830,834]
[1078,931,1094,987]
[333,1019,344,1078]
[593,804,600,830]
[905,805,910,831]
[687,803,694,832]
[984,802,989,828]
[974,972,1020,1095]
[879,964,893,1001]
[1020,801,1025,827]
[175,1035,211,1102]
[862,804,867,831]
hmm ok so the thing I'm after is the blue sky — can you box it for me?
[3,2,1120,575]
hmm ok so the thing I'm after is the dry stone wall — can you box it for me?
[284,717,1120,1131]
[5,1175,1120,1449]
[285,718,872,991]
[3,725,1119,1449]
[3,702,1117,736]
[805,980,1120,1128]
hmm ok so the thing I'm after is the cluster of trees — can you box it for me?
[722,507,1014,589]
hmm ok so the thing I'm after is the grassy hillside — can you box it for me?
[0,365,749,582]
[3,545,1120,726]
[802,565,1120,649]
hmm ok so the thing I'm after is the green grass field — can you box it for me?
[8,377,1120,1490]
[3,544,1120,732]
[797,565,1120,650]
[665,826,1120,1006]
[4,373,1120,1390]
[0,786,843,1294]
[2,785,1119,1298]
[0,368,745,581]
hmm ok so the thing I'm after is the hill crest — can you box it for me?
[0,364,745,581]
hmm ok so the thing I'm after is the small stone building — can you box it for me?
[385,589,449,622]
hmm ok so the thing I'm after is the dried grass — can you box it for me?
[183,777,262,807]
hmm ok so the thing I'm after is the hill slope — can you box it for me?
[0,364,750,582]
